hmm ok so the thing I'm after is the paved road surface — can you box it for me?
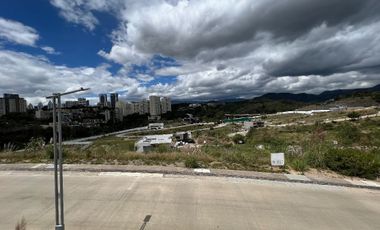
[1,171,380,230]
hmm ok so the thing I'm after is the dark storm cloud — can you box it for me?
[254,0,375,39]
[42,0,380,100]
[127,0,378,60]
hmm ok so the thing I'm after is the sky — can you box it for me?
[0,0,379,105]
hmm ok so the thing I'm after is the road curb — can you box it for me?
[1,164,380,191]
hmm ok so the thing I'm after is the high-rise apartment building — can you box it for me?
[132,102,140,114]
[110,93,119,108]
[37,102,44,110]
[160,97,172,114]
[99,94,108,107]
[138,99,149,114]
[115,101,127,119]
[19,98,27,113]
[78,98,89,107]
[27,103,34,110]
[125,102,134,115]
[149,96,161,116]
[0,98,5,116]
[47,100,53,110]
[0,94,27,116]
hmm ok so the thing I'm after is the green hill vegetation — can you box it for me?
[2,116,380,179]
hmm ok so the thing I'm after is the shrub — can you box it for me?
[336,123,360,146]
[232,134,245,144]
[291,159,308,173]
[325,148,380,179]
[185,156,200,168]
[25,137,45,152]
[45,145,66,160]
[347,112,360,120]
[305,149,326,168]
[2,142,16,152]
[156,144,171,153]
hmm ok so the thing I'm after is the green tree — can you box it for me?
[347,112,360,121]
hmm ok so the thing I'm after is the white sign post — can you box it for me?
[271,152,285,167]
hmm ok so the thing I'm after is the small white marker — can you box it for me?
[194,168,211,173]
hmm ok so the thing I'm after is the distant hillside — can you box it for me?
[171,84,380,121]
[255,84,380,103]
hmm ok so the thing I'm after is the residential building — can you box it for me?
[47,101,53,110]
[99,94,108,107]
[0,98,5,116]
[104,110,111,122]
[19,99,27,112]
[149,96,161,116]
[125,102,134,115]
[115,101,127,121]
[27,103,34,110]
[138,99,149,114]
[115,101,127,115]
[132,102,140,114]
[160,97,172,113]
[35,110,52,119]
[110,93,118,108]
[0,94,27,115]
[64,98,89,108]
[37,102,44,110]
[78,98,89,107]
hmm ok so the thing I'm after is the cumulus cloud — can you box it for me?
[41,46,60,55]
[0,49,145,104]
[0,17,39,46]
[49,0,128,30]
[36,0,380,100]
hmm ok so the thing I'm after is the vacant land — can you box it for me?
[1,114,380,179]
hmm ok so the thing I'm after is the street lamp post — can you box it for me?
[47,88,89,230]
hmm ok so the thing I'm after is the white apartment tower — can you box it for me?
[160,97,172,114]
[0,94,27,115]
[149,96,161,116]
[139,99,150,114]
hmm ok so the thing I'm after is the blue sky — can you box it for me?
[0,0,117,68]
[0,0,379,105]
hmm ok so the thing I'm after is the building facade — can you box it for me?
[0,98,5,116]
[99,94,108,107]
[125,102,134,115]
[160,97,172,114]
[65,98,89,108]
[110,93,119,108]
[0,94,27,116]
[149,96,161,116]
[138,99,150,114]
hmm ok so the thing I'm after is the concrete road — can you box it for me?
[1,171,380,230]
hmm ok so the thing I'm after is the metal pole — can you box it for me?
[52,98,59,227]
[57,95,65,230]
[46,88,89,230]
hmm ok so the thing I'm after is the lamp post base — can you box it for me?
[55,224,64,229]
